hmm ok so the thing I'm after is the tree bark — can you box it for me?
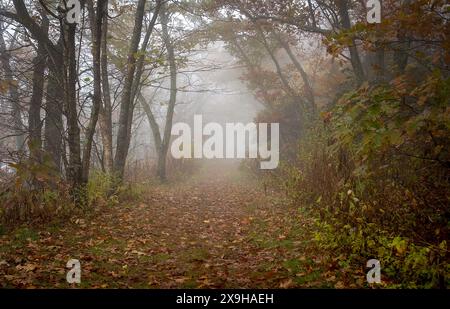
[113,0,147,180]
[0,24,25,151]
[275,33,316,114]
[44,61,63,172]
[28,11,49,162]
[393,0,411,75]
[1,1,66,171]
[156,2,177,182]
[82,0,106,182]
[99,3,113,173]
[230,35,273,110]
[64,22,82,187]
[139,92,162,158]
[130,0,162,106]
[258,28,295,97]
[336,0,366,84]
[2,0,84,190]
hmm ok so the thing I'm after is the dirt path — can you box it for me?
[0,163,339,288]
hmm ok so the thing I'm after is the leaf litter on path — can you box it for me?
[0,167,339,288]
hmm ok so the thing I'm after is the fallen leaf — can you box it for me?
[279,279,293,288]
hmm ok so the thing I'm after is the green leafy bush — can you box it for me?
[269,72,450,288]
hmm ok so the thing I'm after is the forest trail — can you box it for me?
[0,162,341,288]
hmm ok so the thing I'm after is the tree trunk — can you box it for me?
[256,25,309,124]
[373,44,385,83]
[28,12,49,162]
[1,1,66,171]
[130,0,162,106]
[259,29,295,97]
[139,92,164,178]
[64,22,82,187]
[82,0,106,182]
[99,4,113,173]
[275,33,316,114]
[393,0,411,76]
[139,93,162,154]
[0,25,25,151]
[336,0,366,84]
[113,0,147,180]
[157,2,177,182]
[44,66,63,172]
[230,36,273,109]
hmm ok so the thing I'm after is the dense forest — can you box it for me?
[0,0,448,289]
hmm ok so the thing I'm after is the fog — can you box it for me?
[128,42,264,164]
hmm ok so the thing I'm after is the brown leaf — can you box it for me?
[16,263,38,272]
[279,278,293,288]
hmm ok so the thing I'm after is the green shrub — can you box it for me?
[86,170,117,207]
